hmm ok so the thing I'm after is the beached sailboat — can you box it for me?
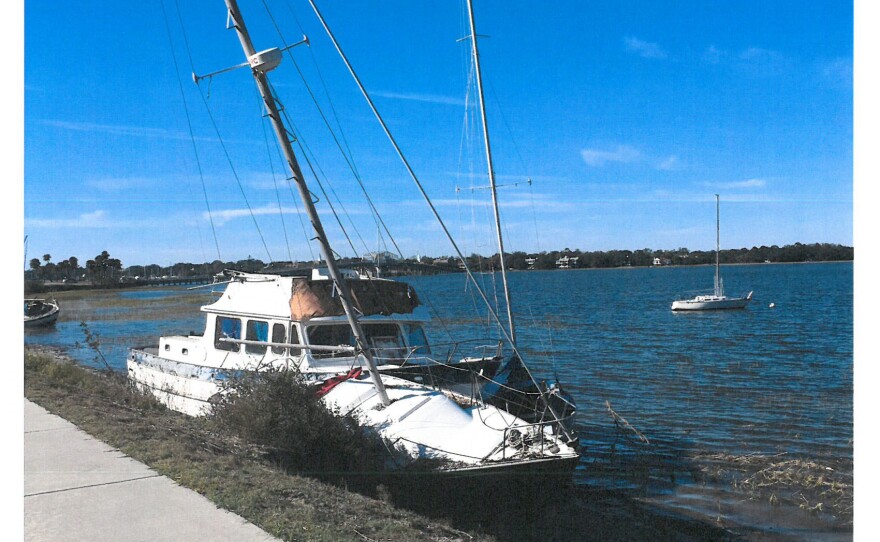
[671,195,753,311]
[24,298,60,328]
[128,0,579,476]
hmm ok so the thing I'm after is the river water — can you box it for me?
[25,261,853,538]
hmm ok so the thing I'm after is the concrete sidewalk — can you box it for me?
[24,398,279,541]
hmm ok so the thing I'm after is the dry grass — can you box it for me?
[25,345,748,541]
[694,452,853,526]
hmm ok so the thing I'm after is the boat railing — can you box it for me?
[219,337,356,353]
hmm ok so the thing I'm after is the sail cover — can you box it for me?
[289,278,420,320]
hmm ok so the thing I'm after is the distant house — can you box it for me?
[525,257,537,270]
[652,257,671,266]
[364,251,399,265]
[556,256,579,269]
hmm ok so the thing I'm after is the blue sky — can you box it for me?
[21,0,853,268]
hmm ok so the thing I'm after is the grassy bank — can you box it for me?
[24,346,742,541]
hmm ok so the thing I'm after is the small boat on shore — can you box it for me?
[24,298,60,328]
[672,195,753,311]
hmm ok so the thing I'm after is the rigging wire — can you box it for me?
[257,94,295,264]
[486,78,543,252]
[260,0,405,261]
[162,0,222,261]
[271,132,316,263]
[306,1,570,431]
[172,0,273,263]
[272,91,364,261]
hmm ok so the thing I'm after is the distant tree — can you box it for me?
[42,254,51,264]
[29,258,42,279]
[86,250,123,284]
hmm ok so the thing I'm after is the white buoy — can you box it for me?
[769,303,775,308]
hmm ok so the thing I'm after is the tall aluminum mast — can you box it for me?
[465,0,517,346]
[222,0,390,406]
[714,194,721,297]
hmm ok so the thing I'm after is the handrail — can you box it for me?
[219,337,355,352]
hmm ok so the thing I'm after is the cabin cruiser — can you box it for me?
[128,269,505,413]
[128,269,579,473]
[129,0,579,477]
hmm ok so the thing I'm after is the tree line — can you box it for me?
[462,242,854,271]
[27,251,122,283]
[24,242,853,288]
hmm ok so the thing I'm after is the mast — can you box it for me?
[714,194,721,297]
[222,0,390,406]
[465,0,517,346]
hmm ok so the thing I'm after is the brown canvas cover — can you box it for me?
[289,278,420,320]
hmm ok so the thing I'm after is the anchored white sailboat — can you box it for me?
[129,0,579,477]
[671,195,752,311]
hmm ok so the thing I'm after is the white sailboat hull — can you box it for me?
[671,291,753,311]
[127,348,579,473]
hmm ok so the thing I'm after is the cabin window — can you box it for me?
[363,323,405,361]
[404,324,431,356]
[306,323,404,361]
[246,320,269,355]
[289,325,302,357]
[307,324,354,359]
[271,323,286,355]
[215,316,241,352]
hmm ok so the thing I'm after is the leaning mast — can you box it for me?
[465,0,517,346]
[221,0,390,405]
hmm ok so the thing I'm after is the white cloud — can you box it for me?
[581,145,641,166]
[85,177,160,191]
[702,178,767,190]
[40,120,181,139]
[623,37,667,59]
[703,45,725,64]
[26,210,109,228]
[372,91,465,106]
[206,203,369,226]
[819,57,852,87]
[207,205,300,226]
[656,155,679,171]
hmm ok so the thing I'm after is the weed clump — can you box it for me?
[209,368,390,482]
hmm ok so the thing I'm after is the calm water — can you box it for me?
[405,262,852,458]
[25,262,853,535]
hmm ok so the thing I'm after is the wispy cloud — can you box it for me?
[207,205,301,226]
[818,57,852,88]
[414,192,577,213]
[623,37,667,59]
[702,178,767,190]
[206,203,369,226]
[40,120,186,139]
[739,47,778,61]
[581,145,641,166]
[703,45,725,64]
[26,210,110,228]
[372,91,465,106]
[735,47,791,76]
[656,155,679,171]
[85,177,160,191]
